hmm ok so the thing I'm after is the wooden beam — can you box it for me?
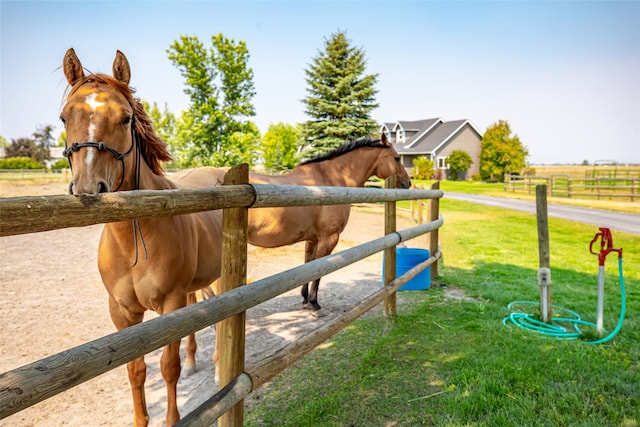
[383,175,397,317]
[218,164,249,427]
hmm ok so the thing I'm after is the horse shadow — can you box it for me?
[146,267,386,423]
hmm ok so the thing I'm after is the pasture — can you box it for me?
[244,198,640,426]
[532,164,640,179]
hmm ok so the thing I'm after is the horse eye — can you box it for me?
[122,117,131,126]
[59,116,66,125]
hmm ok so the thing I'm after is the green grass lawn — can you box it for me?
[409,180,640,215]
[245,199,639,426]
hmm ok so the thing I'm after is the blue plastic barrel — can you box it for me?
[383,248,431,291]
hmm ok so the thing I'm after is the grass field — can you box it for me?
[411,180,640,215]
[245,199,639,426]
[532,165,640,179]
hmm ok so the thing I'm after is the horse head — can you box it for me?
[60,48,138,195]
[376,133,411,188]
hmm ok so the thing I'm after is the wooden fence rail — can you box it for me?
[0,177,443,425]
[0,184,441,237]
[504,175,638,201]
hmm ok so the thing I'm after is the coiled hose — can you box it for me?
[502,257,625,345]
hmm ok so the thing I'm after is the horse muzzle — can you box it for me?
[68,180,112,195]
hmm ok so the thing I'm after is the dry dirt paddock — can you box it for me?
[0,181,428,426]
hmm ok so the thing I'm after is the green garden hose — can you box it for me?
[502,257,626,345]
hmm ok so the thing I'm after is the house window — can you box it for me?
[437,156,449,169]
[397,129,405,144]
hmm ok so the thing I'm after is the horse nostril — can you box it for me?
[98,182,110,193]
[68,182,75,195]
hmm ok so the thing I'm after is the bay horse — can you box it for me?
[186,134,411,311]
[60,48,222,426]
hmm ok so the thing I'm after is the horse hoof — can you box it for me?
[182,365,197,377]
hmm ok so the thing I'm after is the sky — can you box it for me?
[1,1,638,165]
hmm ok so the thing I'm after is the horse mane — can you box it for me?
[67,74,172,175]
[300,138,388,165]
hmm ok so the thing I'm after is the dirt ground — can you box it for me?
[0,181,430,426]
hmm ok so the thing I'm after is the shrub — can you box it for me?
[447,150,473,180]
[51,159,69,171]
[412,156,434,179]
[0,157,45,169]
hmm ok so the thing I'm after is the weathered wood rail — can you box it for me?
[504,175,638,201]
[0,170,443,425]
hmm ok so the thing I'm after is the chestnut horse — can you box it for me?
[186,134,411,311]
[60,48,221,426]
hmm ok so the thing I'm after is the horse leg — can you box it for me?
[199,281,221,385]
[307,235,340,311]
[108,297,149,427]
[301,241,318,309]
[161,340,182,426]
[159,296,188,426]
[183,292,198,377]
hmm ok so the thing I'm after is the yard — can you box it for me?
[245,196,640,426]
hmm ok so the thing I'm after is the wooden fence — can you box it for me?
[504,175,638,201]
[0,167,443,426]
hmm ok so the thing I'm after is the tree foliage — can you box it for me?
[5,124,54,164]
[479,120,528,181]
[262,123,302,173]
[57,131,66,147]
[167,34,259,167]
[447,150,473,180]
[301,30,379,158]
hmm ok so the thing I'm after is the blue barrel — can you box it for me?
[383,248,431,291]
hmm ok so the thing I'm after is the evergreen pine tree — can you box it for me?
[301,30,379,158]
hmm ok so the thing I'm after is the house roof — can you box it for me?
[382,118,482,155]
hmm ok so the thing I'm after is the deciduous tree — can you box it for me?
[261,122,302,173]
[480,120,528,181]
[167,34,259,167]
[5,124,54,164]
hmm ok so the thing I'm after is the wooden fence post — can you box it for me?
[416,188,424,224]
[383,175,397,317]
[219,164,249,427]
[536,185,552,323]
[410,183,416,220]
[429,181,440,279]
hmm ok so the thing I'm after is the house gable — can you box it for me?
[381,117,483,179]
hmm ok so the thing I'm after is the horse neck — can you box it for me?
[102,158,175,256]
[298,149,379,187]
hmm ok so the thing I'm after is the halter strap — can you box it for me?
[63,115,147,266]
[63,116,137,192]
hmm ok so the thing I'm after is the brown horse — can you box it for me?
[60,48,222,426]
[181,134,411,311]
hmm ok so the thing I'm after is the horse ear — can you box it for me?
[63,48,84,85]
[112,50,131,85]
[381,133,391,146]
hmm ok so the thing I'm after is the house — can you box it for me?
[379,118,482,180]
